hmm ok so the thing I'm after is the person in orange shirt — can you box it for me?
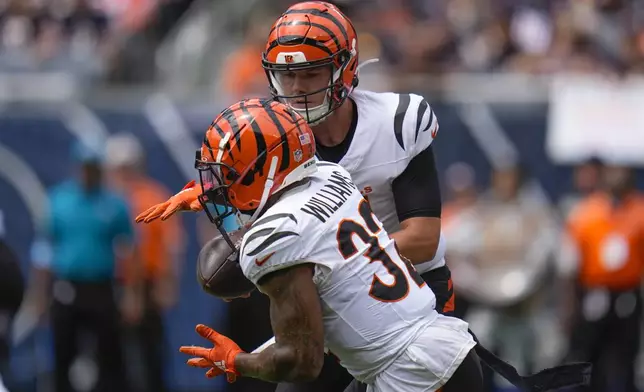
[105,133,185,392]
[560,164,644,392]
[219,8,278,100]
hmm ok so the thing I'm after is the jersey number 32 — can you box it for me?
[337,199,425,303]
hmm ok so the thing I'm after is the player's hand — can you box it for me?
[135,180,204,223]
[180,324,244,383]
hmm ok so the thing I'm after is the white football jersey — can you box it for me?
[334,89,446,274]
[239,162,439,383]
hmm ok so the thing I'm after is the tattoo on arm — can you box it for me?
[234,264,325,382]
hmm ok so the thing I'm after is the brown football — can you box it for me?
[196,228,256,299]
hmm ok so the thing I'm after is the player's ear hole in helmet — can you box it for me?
[195,98,317,245]
[261,1,360,126]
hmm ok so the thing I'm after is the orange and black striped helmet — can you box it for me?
[195,98,317,229]
[262,1,359,125]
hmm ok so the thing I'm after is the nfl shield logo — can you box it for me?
[293,149,303,162]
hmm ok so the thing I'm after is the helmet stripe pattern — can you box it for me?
[262,107,291,173]
[266,36,334,57]
[269,20,341,50]
[221,108,243,151]
[239,100,268,183]
[198,98,316,215]
[285,7,349,42]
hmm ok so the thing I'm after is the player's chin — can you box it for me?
[222,291,253,302]
[287,99,323,110]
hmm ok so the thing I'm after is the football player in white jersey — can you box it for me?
[136,3,454,389]
[259,3,454,390]
[135,2,592,391]
[177,98,484,392]
[261,0,451,305]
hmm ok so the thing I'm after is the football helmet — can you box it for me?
[262,1,359,125]
[195,98,317,244]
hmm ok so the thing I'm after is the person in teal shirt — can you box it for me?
[28,139,136,392]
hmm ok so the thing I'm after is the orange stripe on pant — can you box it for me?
[442,279,455,314]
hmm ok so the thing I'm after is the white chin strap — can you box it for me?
[356,58,379,73]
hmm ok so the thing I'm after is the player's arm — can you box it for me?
[389,95,442,264]
[234,263,325,382]
[391,129,442,265]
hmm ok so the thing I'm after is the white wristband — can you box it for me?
[251,336,329,354]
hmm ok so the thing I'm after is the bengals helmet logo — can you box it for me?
[284,55,294,63]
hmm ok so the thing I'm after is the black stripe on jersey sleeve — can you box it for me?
[415,99,429,143]
[393,94,411,150]
[423,110,435,134]
[392,144,442,221]
[244,228,275,246]
[253,213,298,228]
[246,231,300,257]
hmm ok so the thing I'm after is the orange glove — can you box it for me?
[135,180,203,223]
[180,324,244,383]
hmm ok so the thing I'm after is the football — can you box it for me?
[196,228,256,299]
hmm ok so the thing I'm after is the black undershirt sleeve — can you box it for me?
[391,145,442,222]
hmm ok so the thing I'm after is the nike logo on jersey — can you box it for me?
[255,252,275,266]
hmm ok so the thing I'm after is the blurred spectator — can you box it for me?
[105,133,185,392]
[218,7,275,100]
[100,0,158,35]
[2,0,644,88]
[58,0,111,76]
[559,157,605,219]
[0,0,115,80]
[0,0,48,71]
[445,164,559,391]
[0,237,24,391]
[442,162,478,320]
[560,165,644,392]
[24,138,137,392]
[442,161,478,225]
[107,0,197,83]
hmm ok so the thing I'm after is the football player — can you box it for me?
[178,98,484,392]
[136,2,592,391]
[137,3,453,390]
[137,2,448,311]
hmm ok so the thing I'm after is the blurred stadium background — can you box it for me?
[0,0,643,391]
